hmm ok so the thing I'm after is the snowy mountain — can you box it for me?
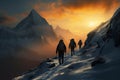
[0,9,57,57]
[15,9,57,41]
[0,9,58,80]
[14,8,120,80]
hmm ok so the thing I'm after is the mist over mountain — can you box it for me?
[55,26,74,39]
[54,26,81,44]
[0,9,57,80]
[15,9,57,41]
[0,9,57,57]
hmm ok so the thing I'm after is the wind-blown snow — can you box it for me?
[14,51,94,80]
[14,39,120,80]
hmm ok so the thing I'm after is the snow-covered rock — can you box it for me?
[81,7,120,80]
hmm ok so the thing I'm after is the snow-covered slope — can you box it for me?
[14,8,120,80]
[80,7,120,80]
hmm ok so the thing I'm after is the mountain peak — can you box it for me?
[31,9,37,13]
[15,9,49,30]
[28,9,48,25]
[30,9,40,16]
[29,9,42,18]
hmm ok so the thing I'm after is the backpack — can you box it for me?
[58,43,65,52]
[70,41,76,48]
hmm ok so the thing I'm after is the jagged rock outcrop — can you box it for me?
[85,8,120,47]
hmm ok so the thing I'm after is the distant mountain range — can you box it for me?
[55,26,74,39]
[54,26,80,44]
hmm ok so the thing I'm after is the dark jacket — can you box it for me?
[69,39,76,49]
[78,40,82,46]
[56,40,66,54]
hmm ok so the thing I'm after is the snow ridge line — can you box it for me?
[34,54,74,80]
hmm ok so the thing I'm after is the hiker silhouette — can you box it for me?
[78,40,82,50]
[69,39,76,56]
[56,39,66,65]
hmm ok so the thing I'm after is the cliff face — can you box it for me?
[85,8,120,48]
[82,8,120,80]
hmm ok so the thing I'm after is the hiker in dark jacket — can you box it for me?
[78,40,82,50]
[56,39,66,65]
[69,39,76,56]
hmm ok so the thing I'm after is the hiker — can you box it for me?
[56,39,66,65]
[78,40,82,50]
[69,38,76,56]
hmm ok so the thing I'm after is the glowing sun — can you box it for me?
[88,21,97,27]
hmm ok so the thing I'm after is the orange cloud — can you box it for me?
[33,0,120,22]
[34,2,66,18]
[60,0,120,10]
[31,0,120,42]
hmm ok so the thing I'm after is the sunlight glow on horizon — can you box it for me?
[44,9,112,35]
[88,21,99,28]
[35,6,118,42]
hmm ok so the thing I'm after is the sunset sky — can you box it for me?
[0,0,120,36]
